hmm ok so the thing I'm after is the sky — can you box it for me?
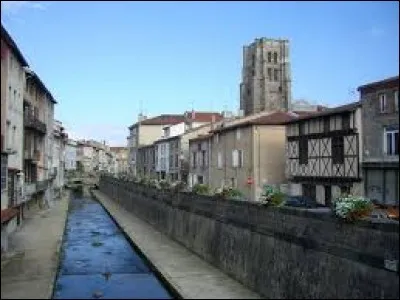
[1,1,399,146]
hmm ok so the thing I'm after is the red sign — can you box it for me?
[247,177,253,185]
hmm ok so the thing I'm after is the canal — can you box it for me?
[52,189,175,299]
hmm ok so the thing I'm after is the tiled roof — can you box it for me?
[129,111,223,129]
[211,111,304,133]
[1,208,19,225]
[129,114,184,128]
[28,72,57,104]
[1,24,29,66]
[357,76,399,91]
[189,133,213,142]
[184,111,223,122]
[284,101,361,124]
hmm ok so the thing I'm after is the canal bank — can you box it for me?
[92,190,261,299]
[1,194,69,299]
[52,187,177,299]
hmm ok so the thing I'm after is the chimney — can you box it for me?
[211,114,216,130]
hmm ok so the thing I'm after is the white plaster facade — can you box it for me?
[5,45,26,208]
[51,120,66,200]
[65,139,77,171]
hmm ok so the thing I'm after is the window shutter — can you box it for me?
[232,150,238,167]
[217,152,222,168]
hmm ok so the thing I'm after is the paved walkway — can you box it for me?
[1,195,69,299]
[93,190,261,299]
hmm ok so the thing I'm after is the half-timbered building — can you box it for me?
[285,102,362,206]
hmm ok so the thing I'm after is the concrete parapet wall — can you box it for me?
[99,176,399,299]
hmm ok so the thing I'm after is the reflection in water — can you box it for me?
[52,191,173,299]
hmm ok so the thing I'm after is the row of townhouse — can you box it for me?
[189,111,311,200]
[1,25,68,253]
[188,76,399,205]
[75,139,117,175]
[128,111,223,178]
[109,146,129,176]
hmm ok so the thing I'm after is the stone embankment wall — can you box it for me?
[99,176,399,299]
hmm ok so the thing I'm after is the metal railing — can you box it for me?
[24,112,47,134]
[24,149,41,162]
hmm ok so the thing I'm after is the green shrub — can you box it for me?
[192,184,210,195]
[334,195,373,221]
[260,185,284,206]
[214,187,243,200]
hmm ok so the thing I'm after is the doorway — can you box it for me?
[324,185,332,207]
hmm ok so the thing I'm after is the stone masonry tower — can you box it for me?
[240,38,292,116]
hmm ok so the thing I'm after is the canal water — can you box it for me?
[52,189,174,299]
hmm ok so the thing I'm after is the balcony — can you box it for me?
[24,112,47,134]
[24,149,41,163]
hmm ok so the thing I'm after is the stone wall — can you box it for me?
[99,176,399,299]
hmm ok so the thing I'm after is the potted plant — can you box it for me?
[260,185,284,206]
[334,195,373,222]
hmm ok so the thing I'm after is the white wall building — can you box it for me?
[5,37,26,209]
[65,139,77,171]
[51,120,66,200]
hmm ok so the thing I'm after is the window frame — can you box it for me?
[267,68,272,81]
[232,149,238,167]
[323,117,330,133]
[332,136,344,164]
[342,113,351,130]
[236,128,241,140]
[273,69,278,82]
[217,151,223,169]
[238,150,243,167]
[298,137,308,165]
[191,152,197,168]
[384,128,399,156]
[379,93,387,113]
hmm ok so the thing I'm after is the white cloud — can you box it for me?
[1,1,48,15]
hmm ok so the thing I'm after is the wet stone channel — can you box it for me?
[52,191,174,299]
